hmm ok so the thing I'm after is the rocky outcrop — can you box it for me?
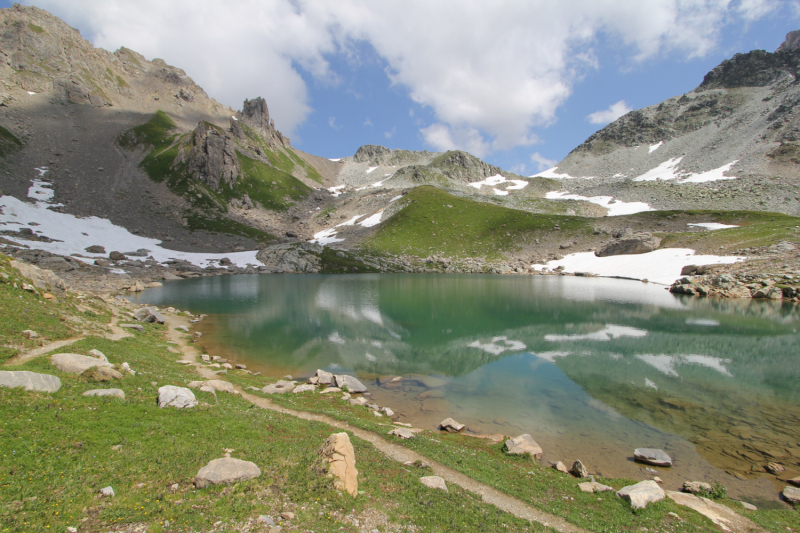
[670,269,800,300]
[241,97,270,132]
[256,243,323,273]
[187,121,240,190]
[595,233,661,257]
[352,144,435,166]
[699,48,800,91]
[777,30,800,52]
[334,374,367,393]
[320,433,358,497]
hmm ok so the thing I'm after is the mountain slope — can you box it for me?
[538,35,800,217]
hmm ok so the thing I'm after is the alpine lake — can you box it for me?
[133,273,800,507]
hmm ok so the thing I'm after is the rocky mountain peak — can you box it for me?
[777,29,800,52]
[698,48,800,90]
[241,97,271,132]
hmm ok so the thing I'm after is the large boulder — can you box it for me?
[0,371,61,393]
[504,434,543,459]
[595,233,661,257]
[634,448,673,467]
[439,418,465,433]
[194,457,261,488]
[320,433,358,497]
[617,480,665,510]
[570,460,590,478]
[51,353,113,374]
[334,374,368,393]
[133,307,165,324]
[316,369,334,385]
[157,385,197,409]
[784,486,800,504]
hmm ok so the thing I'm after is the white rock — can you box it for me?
[381,407,395,417]
[82,388,125,399]
[504,434,543,459]
[194,457,261,488]
[157,385,198,409]
[617,480,665,509]
[88,349,108,362]
[667,491,761,530]
[50,353,113,374]
[261,380,296,394]
[187,380,235,394]
[388,428,415,439]
[320,387,342,394]
[99,486,115,497]
[419,476,448,492]
[316,369,334,385]
[293,384,316,394]
[334,374,368,393]
[121,362,135,375]
[439,417,465,433]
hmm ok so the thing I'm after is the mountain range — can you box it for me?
[0,4,798,288]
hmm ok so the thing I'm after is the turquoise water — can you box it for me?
[135,274,800,504]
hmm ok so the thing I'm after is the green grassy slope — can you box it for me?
[365,186,593,259]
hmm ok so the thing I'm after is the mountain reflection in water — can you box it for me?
[135,274,800,503]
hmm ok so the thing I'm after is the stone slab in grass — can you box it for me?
[157,385,197,409]
[194,457,261,488]
[0,370,61,392]
[82,388,125,399]
[617,480,665,510]
[51,353,112,374]
[419,476,448,492]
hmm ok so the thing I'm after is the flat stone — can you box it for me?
[334,374,368,393]
[187,380,235,394]
[784,486,800,504]
[82,388,125,399]
[22,329,38,339]
[419,476,448,492]
[765,462,785,474]
[388,428,415,439]
[119,323,144,332]
[552,461,569,474]
[504,434,543,459]
[280,511,295,520]
[51,353,113,374]
[194,457,261,488]
[0,371,61,393]
[787,476,800,487]
[578,481,614,493]
[157,385,198,409]
[634,448,672,467]
[667,491,762,532]
[261,380,295,394]
[439,417,464,433]
[320,387,341,394]
[320,433,358,497]
[99,486,114,497]
[381,407,395,417]
[88,349,108,362]
[293,383,317,394]
[617,480,665,509]
[740,501,757,511]
[84,366,124,381]
[133,307,164,324]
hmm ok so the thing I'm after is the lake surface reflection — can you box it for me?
[135,274,800,505]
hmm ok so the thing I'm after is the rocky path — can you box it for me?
[5,335,85,365]
[162,314,587,533]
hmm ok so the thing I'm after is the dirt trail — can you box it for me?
[162,314,587,533]
[5,336,85,365]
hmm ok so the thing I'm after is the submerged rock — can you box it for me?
[634,448,672,467]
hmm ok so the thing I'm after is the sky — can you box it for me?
[9,0,800,175]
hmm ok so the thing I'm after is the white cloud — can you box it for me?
[363,117,373,127]
[420,123,491,157]
[27,0,777,149]
[384,126,396,139]
[736,0,779,21]
[328,117,339,130]
[587,100,633,125]
[530,152,558,172]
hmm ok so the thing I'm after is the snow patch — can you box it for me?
[535,350,572,363]
[328,158,342,162]
[645,378,658,390]
[366,166,378,174]
[678,161,738,183]
[531,248,744,285]
[545,191,653,216]
[359,211,383,228]
[27,180,55,202]
[686,318,720,326]
[633,157,683,181]
[470,174,528,194]
[634,158,738,183]
[231,116,238,121]
[648,141,663,154]
[533,167,592,179]
[389,195,403,203]
[311,215,365,245]
[687,223,739,230]
[26,91,36,95]
[327,185,346,197]
[636,353,732,377]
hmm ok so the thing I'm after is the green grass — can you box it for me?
[0,301,544,532]
[228,151,311,211]
[366,186,592,259]
[258,384,797,533]
[0,255,110,363]
[241,123,324,185]
[119,111,177,149]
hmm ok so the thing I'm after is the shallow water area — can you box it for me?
[134,274,800,506]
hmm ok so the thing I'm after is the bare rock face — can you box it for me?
[320,433,358,497]
[194,457,261,488]
[617,480,665,510]
[504,434,543,459]
[242,97,270,132]
[256,243,324,274]
[188,121,240,190]
[778,30,800,52]
[595,233,661,257]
